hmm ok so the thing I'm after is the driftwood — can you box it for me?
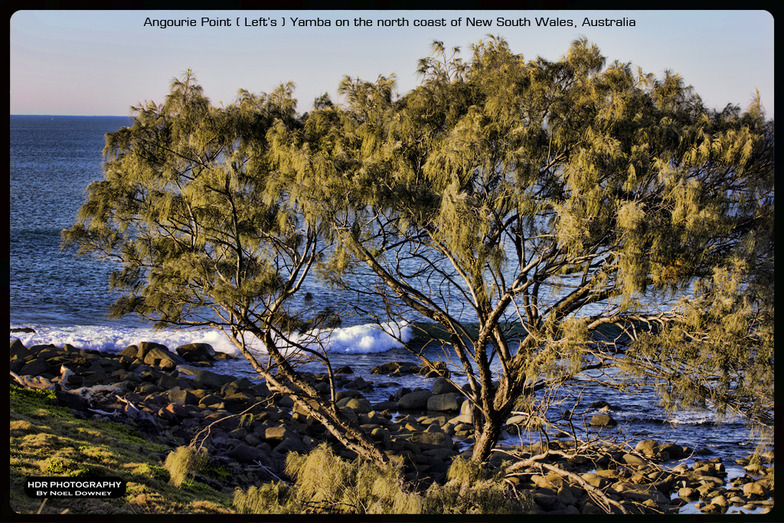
[190,398,275,452]
[503,450,629,514]
[10,371,56,391]
[500,436,671,515]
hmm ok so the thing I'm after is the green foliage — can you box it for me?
[164,446,209,488]
[62,37,773,468]
[40,456,92,477]
[625,256,774,429]
[282,35,774,457]
[10,384,230,514]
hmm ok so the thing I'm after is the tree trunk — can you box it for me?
[237,333,390,466]
[471,411,504,462]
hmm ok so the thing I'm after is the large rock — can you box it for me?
[142,344,187,371]
[660,443,689,460]
[229,442,270,463]
[20,357,57,378]
[221,378,253,397]
[10,339,30,359]
[222,392,258,413]
[175,343,216,363]
[274,438,309,455]
[397,389,433,410]
[431,377,459,395]
[264,425,299,443]
[622,453,647,466]
[411,431,453,448]
[635,439,659,457]
[193,369,235,389]
[742,481,766,498]
[427,393,460,412]
[371,362,400,374]
[589,414,617,427]
[613,482,668,505]
[166,389,199,405]
[342,397,373,414]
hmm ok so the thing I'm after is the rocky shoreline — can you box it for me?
[9,337,775,515]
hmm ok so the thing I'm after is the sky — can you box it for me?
[9,9,775,118]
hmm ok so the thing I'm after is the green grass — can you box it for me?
[8,384,234,515]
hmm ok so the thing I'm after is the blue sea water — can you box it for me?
[8,116,770,502]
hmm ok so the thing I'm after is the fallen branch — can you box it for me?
[190,398,276,453]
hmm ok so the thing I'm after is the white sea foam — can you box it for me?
[288,322,412,354]
[9,321,412,356]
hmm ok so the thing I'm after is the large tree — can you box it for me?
[272,37,774,462]
[62,70,389,464]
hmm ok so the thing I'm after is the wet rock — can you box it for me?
[589,413,617,427]
[659,443,690,460]
[222,392,258,413]
[372,400,398,412]
[371,362,418,375]
[10,339,30,359]
[193,369,236,390]
[21,355,59,378]
[342,397,373,414]
[742,481,766,498]
[635,439,658,458]
[411,431,452,448]
[613,482,668,505]
[678,487,698,500]
[417,361,449,378]
[398,389,433,410]
[175,343,216,363]
[344,376,372,391]
[142,345,187,371]
[431,377,459,395]
[427,392,460,412]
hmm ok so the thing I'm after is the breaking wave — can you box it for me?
[9,321,413,357]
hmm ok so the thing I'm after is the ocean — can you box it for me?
[8,116,768,508]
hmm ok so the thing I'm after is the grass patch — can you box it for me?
[9,384,234,514]
[232,443,532,514]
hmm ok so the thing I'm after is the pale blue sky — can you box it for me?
[10,10,775,117]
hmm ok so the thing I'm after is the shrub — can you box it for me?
[422,457,533,514]
[233,482,298,514]
[284,443,422,514]
[232,444,532,514]
[164,446,209,488]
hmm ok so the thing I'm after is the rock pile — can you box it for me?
[8,338,774,514]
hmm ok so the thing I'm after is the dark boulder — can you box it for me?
[175,343,216,363]
[398,389,433,410]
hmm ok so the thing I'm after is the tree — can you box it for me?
[273,37,774,463]
[62,70,389,465]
